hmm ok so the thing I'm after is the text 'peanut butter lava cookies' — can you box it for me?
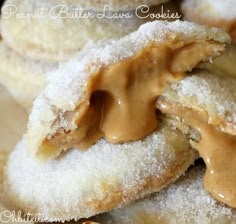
[4,20,230,221]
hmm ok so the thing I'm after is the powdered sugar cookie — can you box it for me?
[4,123,197,222]
[3,20,231,223]
[157,70,236,208]
[26,20,230,161]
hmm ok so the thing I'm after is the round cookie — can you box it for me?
[26,20,230,161]
[0,42,58,110]
[1,0,154,62]
[181,0,236,43]
[4,123,197,222]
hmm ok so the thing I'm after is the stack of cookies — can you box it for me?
[1,1,236,224]
[0,0,177,110]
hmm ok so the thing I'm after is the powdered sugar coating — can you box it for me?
[162,70,236,125]
[109,165,236,224]
[45,20,229,110]
[5,125,196,221]
[27,20,230,156]
[182,0,236,21]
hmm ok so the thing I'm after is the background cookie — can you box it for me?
[181,0,236,43]
[0,42,58,110]
[1,0,158,62]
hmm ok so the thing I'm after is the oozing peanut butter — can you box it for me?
[157,98,236,208]
[40,41,224,158]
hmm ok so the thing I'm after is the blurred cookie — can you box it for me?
[181,0,236,43]
[1,0,156,62]
[0,42,58,110]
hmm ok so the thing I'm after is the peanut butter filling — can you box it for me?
[157,97,236,208]
[40,41,223,158]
